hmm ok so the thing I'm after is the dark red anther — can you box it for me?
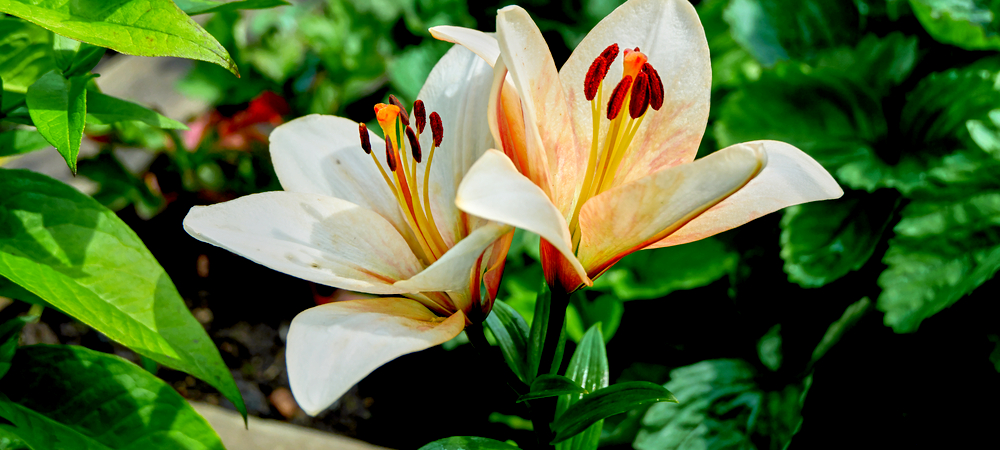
[385,139,397,171]
[413,100,426,134]
[405,125,421,163]
[430,111,444,147]
[629,72,650,119]
[359,123,372,154]
[633,47,640,52]
[607,75,632,120]
[643,63,664,110]
[600,43,620,64]
[584,57,608,101]
[388,94,410,125]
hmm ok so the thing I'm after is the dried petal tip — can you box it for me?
[359,123,372,154]
[385,139,397,171]
[405,125,421,163]
[643,63,664,110]
[629,72,650,119]
[600,43,620,64]
[584,56,609,101]
[607,75,632,120]
[388,95,409,125]
[430,111,444,147]
[414,100,426,134]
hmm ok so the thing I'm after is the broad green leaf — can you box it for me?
[552,381,677,444]
[0,275,47,306]
[591,238,737,301]
[813,32,919,95]
[556,325,609,450]
[417,436,521,450]
[0,169,246,418]
[566,294,622,343]
[175,0,289,15]
[698,0,761,90]
[780,192,900,288]
[0,316,31,379]
[25,71,86,173]
[0,0,239,75]
[634,360,808,450]
[0,18,58,94]
[910,0,1000,50]
[723,0,861,66]
[0,345,225,450]
[518,374,589,403]
[50,34,104,77]
[878,193,1000,333]
[485,299,530,384]
[812,297,871,364]
[0,129,49,157]
[86,91,187,129]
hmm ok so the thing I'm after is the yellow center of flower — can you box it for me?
[569,44,665,248]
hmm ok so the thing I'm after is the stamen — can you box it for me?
[389,94,410,125]
[607,75,632,120]
[414,100,426,134]
[430,112,444,147]
[406,125,421,163]
[643,63,664,110]
[584,57,609,101]
[600,43,620,64]
[629,71,650,119]
[385,138,397,172]
[359,123,372,154]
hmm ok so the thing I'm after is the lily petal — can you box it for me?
[287,298,466,415]
[577,142,764,277]
[647,141,845,248]
[183,191,423,295]
[496,5,583,214]
[560,0,711,186]
[429,26,500,68]
[456,150,589,284]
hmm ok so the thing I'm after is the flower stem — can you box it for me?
[530,284,571,449]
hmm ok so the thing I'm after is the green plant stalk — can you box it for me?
[531,285,571,449]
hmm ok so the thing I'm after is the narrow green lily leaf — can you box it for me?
[551,382,677,445]
[418,436,520,450]
[25,70,86,173]
[0,0,239,76]
[0,129,49,157]
[0,169,247,419]
[517,374,588,403]
[0,345,225,450]
[0,316,32,379]
[86,91,187,129]
[527,282,552,380]
[556,325,609,450]
[175,0,289,15]
[485,299,530,384]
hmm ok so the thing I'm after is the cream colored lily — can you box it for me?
[182,44,512,415]
[432,0,843,293]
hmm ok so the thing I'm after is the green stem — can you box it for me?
[530,285,572,449]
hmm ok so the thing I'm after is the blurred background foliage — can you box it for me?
[3,0,1000,449]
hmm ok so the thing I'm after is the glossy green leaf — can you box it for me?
[0,169,246,418]
[556,325,609,450]
[0,316,31,380]
[417,436,521,450]
[780,192,899,288]
[812,297,871,365]
[552,382,677,444]
[176,0,289,15]
[634,360,807,450]
[0,275,47,306]
[86,91,187,129]
[0,18,58,94]
[0,129,49,157]
[910,0,1000,50]
[528,282,552,380]
[25,70,86,173]
[723,0,860,66]
[485,299,530,384]
[518,374,588,403]
[0,0,238,76]
[0,345,225,450]
[591,238,737,301]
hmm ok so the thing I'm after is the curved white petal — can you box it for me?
[429,26,500,67]
[394,221,511,295]
[648,141,844,248]
[413,42,497,246]
[456,150,589,283]
[577,142,764,276]
[496,5,582,214]
[287,298,465,415]
[183,191,424,295]
[560,0,711,185]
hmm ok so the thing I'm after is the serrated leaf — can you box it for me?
[0,345,225,450]
[556,325,609,450]
[0,169,246,418]
[485,299,530,384]
[552,382,677,444]
[780,191,899,288]
[417,436,521,450]
[518,374,588,403]
[175,0,289,15]
[723,0,861,66]
[0,18,58,94]
[0,0,238,75]
[0,316,31,379]
[0,129,49,157]
[910,0,1000,50]
[25,70,86,173]
[86,91,187,129]
[592,238,737,301]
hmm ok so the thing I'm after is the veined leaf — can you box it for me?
[175,0,289,15]
[25,70,86,173]
[0,345,225,450]
[485,299,530,384]
[0,0,238,75]
[418,436,520,450]
[0,17,58,94]
[0,169,246,418]
[517,374,588,403]
[86,90,187,129]
[552,382,677,444]
[556,325,609,450]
